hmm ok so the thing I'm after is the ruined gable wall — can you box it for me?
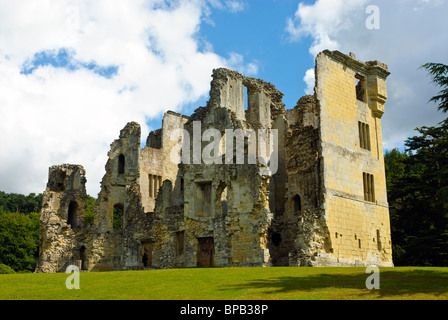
[140,111,189,214]
[35,165,87,273]
[89,122,150,271]
[150,69,284,268]
[281,95,329,266]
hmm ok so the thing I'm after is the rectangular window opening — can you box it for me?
[244,85,249,111]
[176,231,185,255]
[358,121,371,151]
[149,174,163,199]
[363,172,375,203]
[376,229,382,251]
[355,75,366,102]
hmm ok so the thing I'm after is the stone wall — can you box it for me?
[36,164,87,273]
[312,50,393,266]
[36,50,394,272]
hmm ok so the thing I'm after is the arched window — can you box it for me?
[293,194,302,212]
[67,201,78,229]
[118,154,125,175]
[113,203,124,229]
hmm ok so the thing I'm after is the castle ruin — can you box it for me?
[36,50,394,272]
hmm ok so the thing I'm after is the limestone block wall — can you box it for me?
[140,111,188,213]
[314,50,393,266]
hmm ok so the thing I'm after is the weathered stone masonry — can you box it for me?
[36,50,394,272]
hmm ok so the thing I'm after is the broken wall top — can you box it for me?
[46,164,86,194]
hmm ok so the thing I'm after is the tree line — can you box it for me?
[0,193,95,273]
[385,62,448,266]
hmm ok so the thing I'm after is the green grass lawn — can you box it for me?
[1,267,447,300]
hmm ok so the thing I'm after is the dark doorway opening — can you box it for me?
[293,194,302,212]
[197,237,214,267]
[272,232,282,247]
[142,242,153,268]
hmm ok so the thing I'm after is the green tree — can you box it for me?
[386,62,448,266]
[0,191,42,214]
[388,121,448,266]
[84,195,96,225]
[0,212,40,272]
[421,63,448,113]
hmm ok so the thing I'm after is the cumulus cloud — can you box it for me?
[0,0,253,196]
[303,68,315,95]
[286,0,448,150]
[286,0,368,56]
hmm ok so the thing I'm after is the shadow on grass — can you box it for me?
[219,269,448,299]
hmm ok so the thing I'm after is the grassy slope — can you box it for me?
[1,267,448,300]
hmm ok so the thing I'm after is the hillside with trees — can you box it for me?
[0,192,95,273]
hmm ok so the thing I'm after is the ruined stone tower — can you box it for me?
[35,50,393,273]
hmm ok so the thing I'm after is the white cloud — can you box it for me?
[303,68,315,95]
[208,0,246,12]
[0,0,253,196]
[286,0,368,56]
[226,52,259,76]
[287,0,448,150]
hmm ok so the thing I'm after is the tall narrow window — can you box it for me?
[244,85,249,111]
[376,229,382,251]
[67,201,78,229]
[176,231,185,255]
[363,173,375,202]
[148,174,163,198]
[293,194,302,212]
[113,203,123,229]
[80,246,87,270]
[142,242,153,268]
[149,174,153,198]
[358,121,371,150]
[203,183,211,204]
[118,154,125,175]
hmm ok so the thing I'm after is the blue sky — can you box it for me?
[20,47,119,78]
[0,0,447,196]
[197,0,314,108]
